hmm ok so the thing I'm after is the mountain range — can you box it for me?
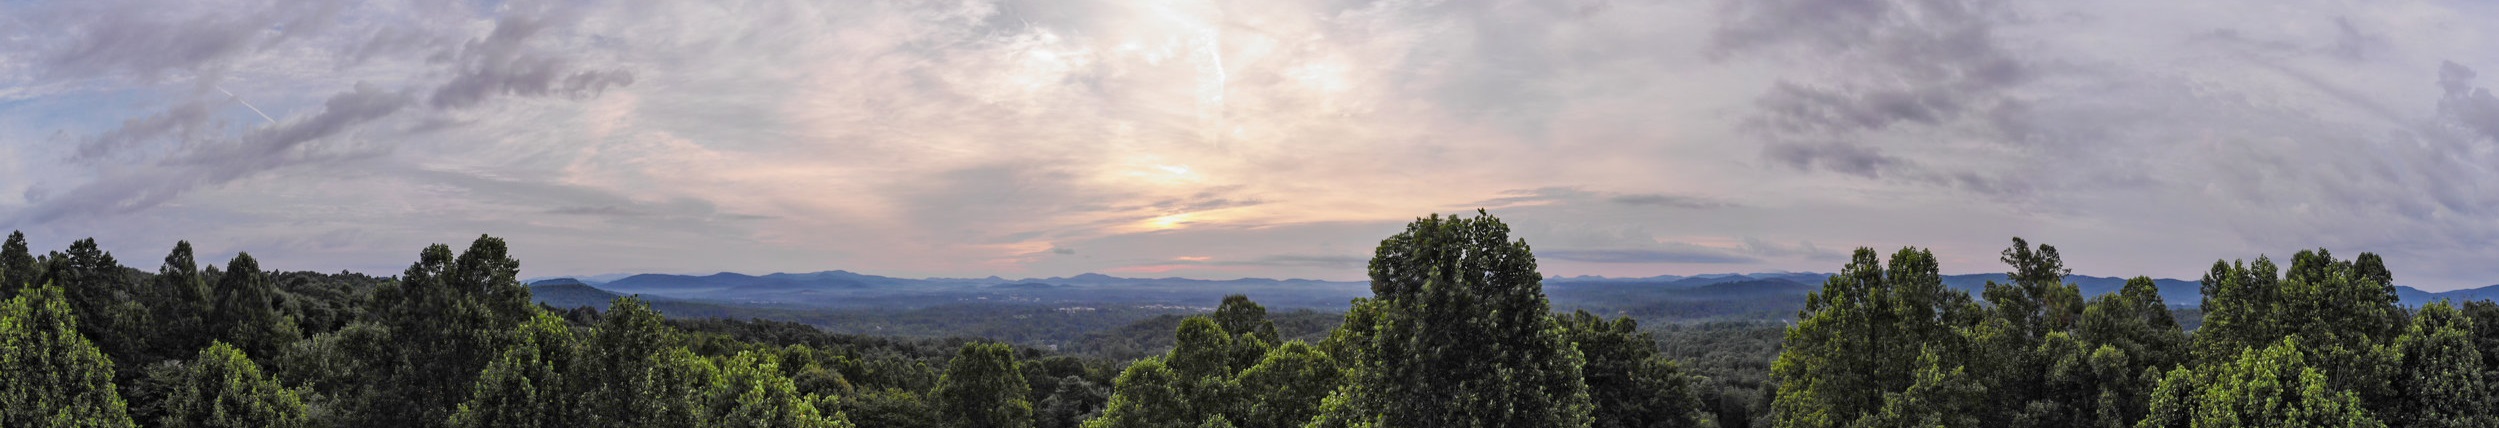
[528,270,2499,311]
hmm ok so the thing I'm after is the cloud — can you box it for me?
[1542,248,1760,264]
[9,0,2499,290]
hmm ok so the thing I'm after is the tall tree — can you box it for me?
[0,231,35,297]
[0,284,138,427]
[932,342,1033,428]
[1557,310,1710,428]
[158,342,310,428]
[212,253,297,360]
[43,238,151,368]
[2192,250,2404,416]
[353,235,539,427]
[148,242,215,364]
[1310,211,1593,428]
[2055,277,2188,427]
[1770,247,1981,428]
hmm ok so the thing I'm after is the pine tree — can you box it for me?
[932,342,1033,428]
[0,231,36,297]
[0,284,138,427]
[158,342,309,428]
[211,253,298,360]
[1310,211,1593,428]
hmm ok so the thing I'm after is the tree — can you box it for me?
[932,342,1033,428]
[352,235,540,427]
[0,284,138,427]
[1232,341,1339,428]
[42,238,151,370]
[2,231,38,298]
[2191,250,2405,416]
[2056,277,2188,427]
[1556,310,1709,428]
[579,297,686,426]
[1086,358,1188,428]
[158,342,310,428]
[1970,238,2089,425]
[147,242,215,365]
[2384,301,2495,427]
[211,253,298,360]
[1770,247,1980,428]
[447,312,581,428]
[705,351,853,428]
[2462,300,2499,375]
[2138,337,2384,428]
[1310,211,1593,428]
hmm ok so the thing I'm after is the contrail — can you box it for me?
[215,85,278,124]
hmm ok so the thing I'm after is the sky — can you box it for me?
[2,0,2498,290]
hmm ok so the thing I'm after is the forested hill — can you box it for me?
[7,215,2499,427]
[532,268,2499,317]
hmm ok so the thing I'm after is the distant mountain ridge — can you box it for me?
[528,269,2499,309]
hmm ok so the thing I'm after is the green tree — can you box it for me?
[705,351,853,428]
[579,296,687,426]
[1087,357,1188,428]
[352,235,540,427]
[1770,247,1980,428]
[2138,337,2383,428]
[1858,346,1983,428]
[1310,211,1593,428]
[0,284,137,427]
[1556,310,1709,428]
[148,242,215,364]
[2383,301,2495,427]
[2462,300,2499,375]
[42,238,151,371]
[158,342,309,428]
[1233,341,1339,428]
[211,253,298,360]
[2191,250,2404,416]
[2047,276,2190,428]
[447,312,582,428]
[933,342,1033,428]
[1970,238,2090,425]
[0,231,36,297]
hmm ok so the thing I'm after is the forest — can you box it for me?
[2,211,2496,427]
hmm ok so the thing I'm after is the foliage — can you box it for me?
[932,342,1034,428]
[1770,247,1978,428]
[0,283,137,427]
[2138,337,2385,428]
[157,342,309,428]
[1309,211,1594,428]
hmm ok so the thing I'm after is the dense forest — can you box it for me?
[3,212,2496,427]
